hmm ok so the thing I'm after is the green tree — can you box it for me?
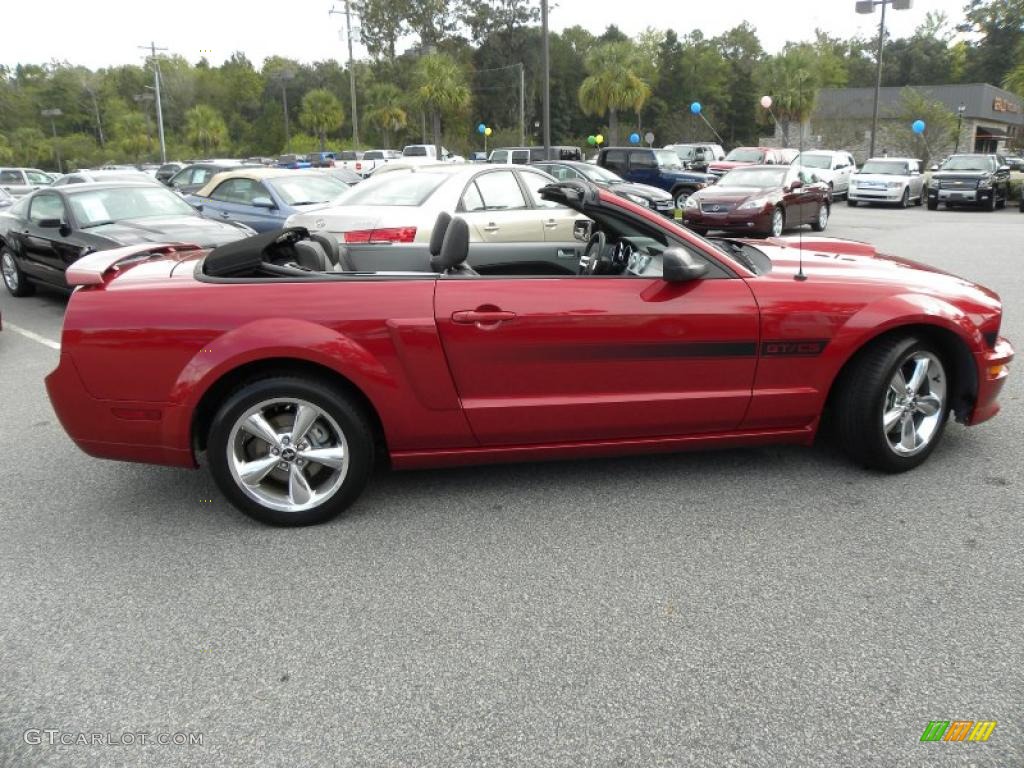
[184,104,228,155]
[11,127,49,166]
[364,83,408,147]
[299,88,344,151]
[578,41,651,146]
[411,53,470,161]
[758,48,819,146]
[0,133,13,164]
[114,112,151,162]
[959,0,1024,86]
[899,88,957,167]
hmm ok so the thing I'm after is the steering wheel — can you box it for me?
[579,231,608,275]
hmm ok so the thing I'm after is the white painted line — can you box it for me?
[4,322,61,350]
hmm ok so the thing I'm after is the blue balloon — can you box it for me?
[690,102,702,115]
[629,132,640,144]
[477,123,486,134]
[912,119,926,134]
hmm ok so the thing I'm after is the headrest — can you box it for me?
[429,211,453,257]
[309,233,340,267]
[430,216,470,272]
[292,240,328,271]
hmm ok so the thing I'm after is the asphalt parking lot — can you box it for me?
[1,203,1021,767]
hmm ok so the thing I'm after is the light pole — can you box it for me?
[856,0,912,159]
[329,3,359,147]
[955,102,966,153]
[41,108,63,173]
[272,70,295,151]
[541,0,551,161]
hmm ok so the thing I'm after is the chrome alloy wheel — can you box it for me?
[770,208,784,237]
[817,204,828,229]
[2,251,18,291]
[227,398,349,513]
[882,351,946,457]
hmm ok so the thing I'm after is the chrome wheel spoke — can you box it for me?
[889,369,907,397]
[900,413,917,452]
[290,404,319,444]
[915,394,942,417]
[298,445,345,469]
[906,356,930,395]
[241,413,280,447]
[288,465,313,506]
[883,408,903,432]
[238,455,281,486]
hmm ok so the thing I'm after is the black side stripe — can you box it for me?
[523,339,829,362]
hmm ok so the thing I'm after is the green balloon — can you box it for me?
[587,135,596,145]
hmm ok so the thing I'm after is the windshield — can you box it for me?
[668,146,697,161]
[717,167,787,188]
[339,171,447,206]
[940,155,993,172]
[403,146,428,157]
[794,153,832,170]
[579,164,625,183]
[724,148,765,163]
[268,175,349,205]
[68,186,197,226]
[859,160,909,175]
[654,150,682,169]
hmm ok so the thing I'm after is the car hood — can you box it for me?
[708,160,753,172]
[931,169,990,180]
[693,186,774,204]
[853,173,909,184]
[745,235,1001,307]
[604,181,672,200]
[85,215,250,248]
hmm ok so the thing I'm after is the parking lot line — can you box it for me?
[4,322,60,350]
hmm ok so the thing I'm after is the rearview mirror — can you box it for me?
[252,196,276,209]
[662,247,708,283]
[573,219,593,242]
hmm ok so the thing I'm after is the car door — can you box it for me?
[831,154,852,195]
[907,161,923,199]
[1,169,28,197]
[19,192,83,285]
[517,168,587,266]
[201,177,279,231]
[628,150,659,187]
[460,170,542,244]
[433,265,760,445]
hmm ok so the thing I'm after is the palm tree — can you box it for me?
[299,88,344,152]
[412,53,470,161]
[364,84,408,148]
[0,134,13,165]
[184,105,229,155]
[758,50,818,147]
[1004,63,1024,99]
[578,42,651,146]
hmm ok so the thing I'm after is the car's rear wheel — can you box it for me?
[927,199,938,210]
[834,336,950,472]
[768,206,785,237]
[207,376,374,526]
[847,198,858,207]
[811,202,829,232]
[1,246,35,297]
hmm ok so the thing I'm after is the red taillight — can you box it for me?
[355,162,362,171]
[343,227,417,244]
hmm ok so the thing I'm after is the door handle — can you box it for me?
[219,211,230,218]
[483,223,499,233]
[556,248,577,259]
[543,219,558,228]
[451,309,516,325]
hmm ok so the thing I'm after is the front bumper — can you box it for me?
[683,207,772,233]
[928,186,994,206]
[969,337,1014,425]
[848,185,905,203]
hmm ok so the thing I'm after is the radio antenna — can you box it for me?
[794,70,808,282]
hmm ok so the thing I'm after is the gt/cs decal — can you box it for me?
[761,339,829,357]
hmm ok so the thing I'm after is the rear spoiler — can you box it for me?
[66,243,201,286]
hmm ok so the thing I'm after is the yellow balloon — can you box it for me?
[595,134,604,144]
[484,127,492,136]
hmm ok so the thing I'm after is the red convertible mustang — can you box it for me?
[46,181,1013,526]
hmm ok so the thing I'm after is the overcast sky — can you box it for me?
[2,0,971,71]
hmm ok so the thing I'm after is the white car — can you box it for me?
[847,157,925,208]
[791,150,857,199]
[400,145,465,165]
[285,164,590,274]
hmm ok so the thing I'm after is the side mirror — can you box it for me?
[998,165,1010,173]
[663,247,709,283]
[573,219,593,242]
[252,196,276,209]
[930,164,939,172]
[37,217,63,229]
[788,180,804,191]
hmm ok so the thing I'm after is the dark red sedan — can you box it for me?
[684,165,831,237]
[46,181,1013,526]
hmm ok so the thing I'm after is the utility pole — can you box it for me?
[272,70,295,150]
[541,0,551,160]
[330,3,359,147]
[138,42,168,163]
[41,109,63,173]
[955,103,966,153]
[519,63,526,147]
[855,0,912,159]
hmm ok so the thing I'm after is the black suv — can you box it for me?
[926,154,1011,211]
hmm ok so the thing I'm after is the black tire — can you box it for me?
[833,336,950,473]
[1,245,35,297]
[811,202,829,232]
[996,186,1006,209]
[846,198,858,207]
[767,205,785,237]
[986,191,997,211]
[927,200,938,210]
[914,190,924,206]
[207,376,374,526]
[673,187,696,209]
[899,188,909,208]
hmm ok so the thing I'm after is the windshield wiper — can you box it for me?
[291,200,328,206]
[79,219,116,229]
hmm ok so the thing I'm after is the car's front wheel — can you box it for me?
[1,245,35,297]
[207,376,374,526]
[811,202,829,231]
[834,336,950,472]
[899,188,910,208]
[768,206,785,237]
[673,188,695,209]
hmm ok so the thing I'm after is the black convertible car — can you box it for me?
[1,182,254,296]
